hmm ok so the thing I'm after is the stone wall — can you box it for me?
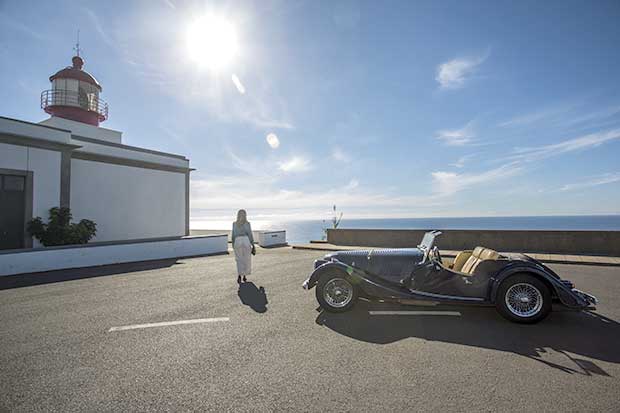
[327,229,620,256]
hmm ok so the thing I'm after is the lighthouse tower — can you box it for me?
[40,53,108,126]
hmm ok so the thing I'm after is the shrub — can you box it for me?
[321,204,343,240]
[27,207,97,246]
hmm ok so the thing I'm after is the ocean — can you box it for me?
[192,215,620,244]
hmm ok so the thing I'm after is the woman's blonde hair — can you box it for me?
[236,209,247,224]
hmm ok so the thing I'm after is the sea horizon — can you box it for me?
[191,214,620,243]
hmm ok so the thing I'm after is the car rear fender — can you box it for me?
[489,265,589,308]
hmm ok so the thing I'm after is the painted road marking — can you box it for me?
[108,317,230,332]
[369,310,461,316]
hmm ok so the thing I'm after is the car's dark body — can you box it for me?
[303,231,597,310]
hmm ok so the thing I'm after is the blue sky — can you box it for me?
[1,0,620,224]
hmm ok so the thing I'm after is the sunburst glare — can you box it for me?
[186,15,239,70]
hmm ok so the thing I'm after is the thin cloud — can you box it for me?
[498,102,620,129]
[125,56,294,131]
[436,55,487,90]
[190,175,444,214]
[331,147,351,163]
[563,105,620,128]
[560,173,620,192]
[0,16,46,41]
[162,0,176,9]
[431,163,521,195]
[278,156,312,173]
[435,121,476,146]
[226,150,278,182]
[344,179,359,190]
[249,118,294,130]
[84,8,115,48]
[498,104,575,128]
[450,154,475,168]
[509,128,620,162]
[231,91,295,130]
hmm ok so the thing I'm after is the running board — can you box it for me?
[408,289,485,302]
[397,299,439,306]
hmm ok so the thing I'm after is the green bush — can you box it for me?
[27,207,97,246]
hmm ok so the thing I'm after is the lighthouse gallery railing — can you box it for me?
[40,89,108,121]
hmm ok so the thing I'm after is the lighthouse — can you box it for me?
[40,54,108,126]
[0,45,194,253]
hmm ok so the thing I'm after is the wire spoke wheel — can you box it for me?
[323,278,354,308]
[505,282,543,318]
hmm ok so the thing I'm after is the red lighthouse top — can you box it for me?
[41,54,108,126]
[49,56,103,91]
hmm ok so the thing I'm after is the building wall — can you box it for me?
[0,142,61,247]
[70,158,186,242]
[72,138,187,168]
[40,117,122,144]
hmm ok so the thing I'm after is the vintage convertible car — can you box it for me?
[302,231,597,323]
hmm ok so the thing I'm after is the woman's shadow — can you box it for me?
[238,282,268,313]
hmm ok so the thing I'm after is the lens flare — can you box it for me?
[266,133,280,149]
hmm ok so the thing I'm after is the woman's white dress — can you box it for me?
[234,235,252,276]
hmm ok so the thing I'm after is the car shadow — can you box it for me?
[316,302,620,376]
[238,282,268,313]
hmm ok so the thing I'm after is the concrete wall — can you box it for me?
[191,229,258,243]
[72,138,188,168]
[40,117,122,144]
[0,235,228,276]
[71,158,186,242]
[0,143,61,247]
[0,116,71,144]
[327,229,620,256]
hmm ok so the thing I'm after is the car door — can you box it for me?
[410,259,487,299]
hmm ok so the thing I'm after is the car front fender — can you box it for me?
[302,260,352,290]
[489,265,591,308]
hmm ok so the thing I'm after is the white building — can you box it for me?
[0,54,191,250]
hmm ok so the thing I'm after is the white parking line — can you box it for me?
[369,310,461,316]
[108,317,230,332]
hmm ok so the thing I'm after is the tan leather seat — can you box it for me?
[459,246,500,275]
[451,250,472,272]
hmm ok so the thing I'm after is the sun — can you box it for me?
[186,15,239,70]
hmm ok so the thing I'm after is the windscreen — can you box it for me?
[418,231,441,250]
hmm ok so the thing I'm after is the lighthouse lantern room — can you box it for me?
[40,54,108,126]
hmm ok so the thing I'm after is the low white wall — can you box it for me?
[0,235,228,276]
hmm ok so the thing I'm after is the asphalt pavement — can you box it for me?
[1,247,619,412]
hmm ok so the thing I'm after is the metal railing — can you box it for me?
[40,89,108,121]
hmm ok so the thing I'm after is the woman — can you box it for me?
[232,209,256,283]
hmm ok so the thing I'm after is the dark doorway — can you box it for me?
[0,174,26,250]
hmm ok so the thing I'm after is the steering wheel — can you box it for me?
[432,246,443,265]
